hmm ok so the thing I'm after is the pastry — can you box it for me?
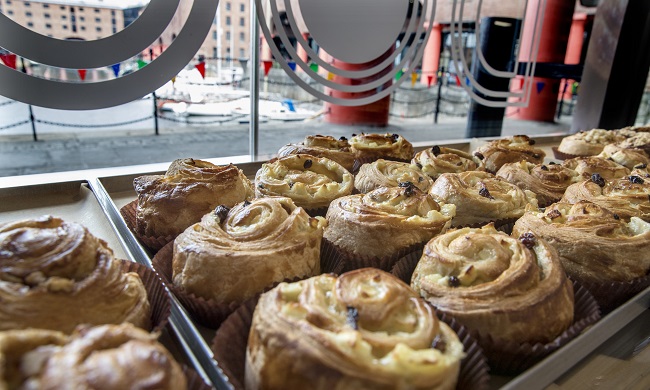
[354,159,433,194]
[324,184,455,260]
[473,135,545,173]
[513,201,650,285]
[277,134,356,172]
[412,145,482,180]
[562,156,630,180]
[411,224,574,345]
[246,268,465,390]
[349,133,414,162]
[496,161,581,206]
[0,216,151,333]
[428,171,538,227]
[134,159,254,238]
[616,131,650,153]
[596,144,650,170]
[0,324,186,390]
[172,197,326,305]
[557,129,625,157]
[561,174,650,221]
[255,154,354,211]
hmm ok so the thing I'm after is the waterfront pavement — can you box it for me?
[0,115,572,178]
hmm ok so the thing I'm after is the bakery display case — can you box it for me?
[2,133,648,390]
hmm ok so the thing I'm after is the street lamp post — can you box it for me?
[434,50,450,124]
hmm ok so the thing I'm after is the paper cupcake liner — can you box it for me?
[435,280,601,375]
[319,239,346,275]
[390,249,424,284]
[118,260,172,334]
[574,272,650,315]
[182,365,215,390]
[324,239,426,273]
[212,297,490,390]
[304,206,329,218]
[551,146,590,161]
[119,199,175,253]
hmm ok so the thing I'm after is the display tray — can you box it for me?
[2,133,648,390]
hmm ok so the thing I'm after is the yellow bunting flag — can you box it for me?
[411,72,418,87]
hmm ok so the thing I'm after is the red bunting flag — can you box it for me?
[195,61,206,79]
[262,60,272,77]
[455,75,462,86]
[0,53,17,70]
[427,75,434,88]
[78,69,87,81]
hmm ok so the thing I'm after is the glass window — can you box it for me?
[95,17,101,23]
[96,26,101,32]
[240,4,245,12]
[45,23,51,29]
[225,2,231,11]
[226,16,231,26]
[239,32,245,42]
[226,31,231,40]
[239,17,244,26]
[42,3,49,8]
[44,13,50,19]
[25,11,32,17]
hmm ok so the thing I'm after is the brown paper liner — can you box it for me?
[304,205,329,218]
[152,239,342,329]
[182,365,214,390]
[435,280,601,375]
[212,297,490,390]
[390,249,424,284]
[324,239,426,273]
[118,260,171,334]
[575,272,650,315]
[119,199,175,253]
[552,146,590,161]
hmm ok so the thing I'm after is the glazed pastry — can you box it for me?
[496,161,581,206]
[255,154,354,210]
[562,156,630,180]
[596,144,650,170]
[411,224,574,344]
[3,324,186,390]
[561,174,650,221]
[324,184,455,259]
[557,129,625,156]
[246,269,465,390]
[412,145,482,180]
[0,216,151,333]
[473,135,545,173]
[349,133,414,161]
[134,159,254,238]
[277,135,356,172]
[617,132,650,153]
[513,202,650,284]
[173,197,326,304]
[354,159,433,194]
[428,171,538,227]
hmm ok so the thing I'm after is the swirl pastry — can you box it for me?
[473,135,545,173]
[0,324,186,390]
[246,268,465,390]
[0,216,151,333]
[429,171,538,227]
[349,133,414,161]
[496,161,581,206]
[411,224,574,344]
[412,145,482,180]
[513,202,650,284]
[173,197,326,304]
[561,174,650,221]
[324,185,455,259]
[354,159,433,194]
[596,144,650,170]
[277,135,356,172]
[557,129,625,156]
[562,156,630,180]
[617,132,650,153]
[255,154,354,210]
[134,159,254,238]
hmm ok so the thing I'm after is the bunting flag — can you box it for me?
[171,76,177,84]
[427,75,434,88]
[111,63,121,77]
[394,69,404,82]
[411,72,418,87]
[309,62,318,73]
[327,72,334,81]
[465,76,470,86]
[262,60,272,77]
[455,75,462,86]
[77,69,87,81]
[195,61,206,78]
[137,59,148,69]
[536,81,545,94]
[0,53,17,70]
[287,61,296,71]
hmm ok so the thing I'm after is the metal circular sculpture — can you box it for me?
[0,0,219,110]
[256,0,437,106]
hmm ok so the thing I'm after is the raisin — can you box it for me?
[519,232,536,249]
[398,181,415,197]
[448,276,460,287]
[418,177,424,182]
[431,335,447,352]
[634,163,647,169]
[339,136,347,141]
[213,205,230,222]
[432,145,441,156]
[288,182,294,189]
[591,173,606,187]
[346,306,359,330]
[540,165,549,171]
[351,133,357,137]
[257,183,264,189]
[478,183,494,200]
[457,162,463,166]
[629,175,645,184]
[549,161,557,165]
[546,209,562,219]
[243,200,251,207]
[529,139,536,145]
[613,213,620,220]
[474,152,485,160]
[390,133,400,142]
[416,162,423,169]
[303,159,313,169]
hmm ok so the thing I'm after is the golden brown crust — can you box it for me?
[246,269,465,390]
[354,159,433,194]
[172,197,325,304]
[134,159,254,237]
[496,161,581,206]
[412,146,482,180]
[255,154,354,210]
[562,156,631,180]
[0,216,151,333]
[411,225,574,344]
[428,171,538,227]
[277,135,356,172]
[561,175,650,221]
[513,202,650,284]
[617,132,650,152]
[557,129,625,156]
[474,135,545,173]
[349,133,414,161]
[324,185,455,258]
[597,144,650,170]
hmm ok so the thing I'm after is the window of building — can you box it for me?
[239,17,244,26]
[24,2,30,7]
[239,48,244,57]
[111,10,115,16]
[239,32,245,41]
[42,4,49,8]
[225,31,230,40]
[213,47,217,58]
[27,22,33,27]
[96,26,101,32]
[7,10,13,15]
[62,25,68,30]
[72,25,77,32]
[79,7,84,11]
[225,2,231,11]
[111,18,116,25]
[225,16,231,26]
[6,0,12,4]
[44,13,50,19]
[240,4,245,12]
[212,30,217,40]
[95,17,101,23]
[25,11,32,17]
[80,26,85,31]
[61,15,67,19]
[112,27,117,33]
[45,23,51,29]
[60,6,65,10]
[80,16,85,21]
[94,9,100,13]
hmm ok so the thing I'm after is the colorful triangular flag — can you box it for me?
[262,60,272,77]
[309,62,318,73]
[394,69,404,82]
[78,69,87,81]
[427,75,434,88]
[111,63,121,77]
[195,61,206,78]
[536,81,545,94]
[411,72,418,87]
[137,59,148,69]
[0,53,17,70]
[287,61,296,71]
[327,72,334,81]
